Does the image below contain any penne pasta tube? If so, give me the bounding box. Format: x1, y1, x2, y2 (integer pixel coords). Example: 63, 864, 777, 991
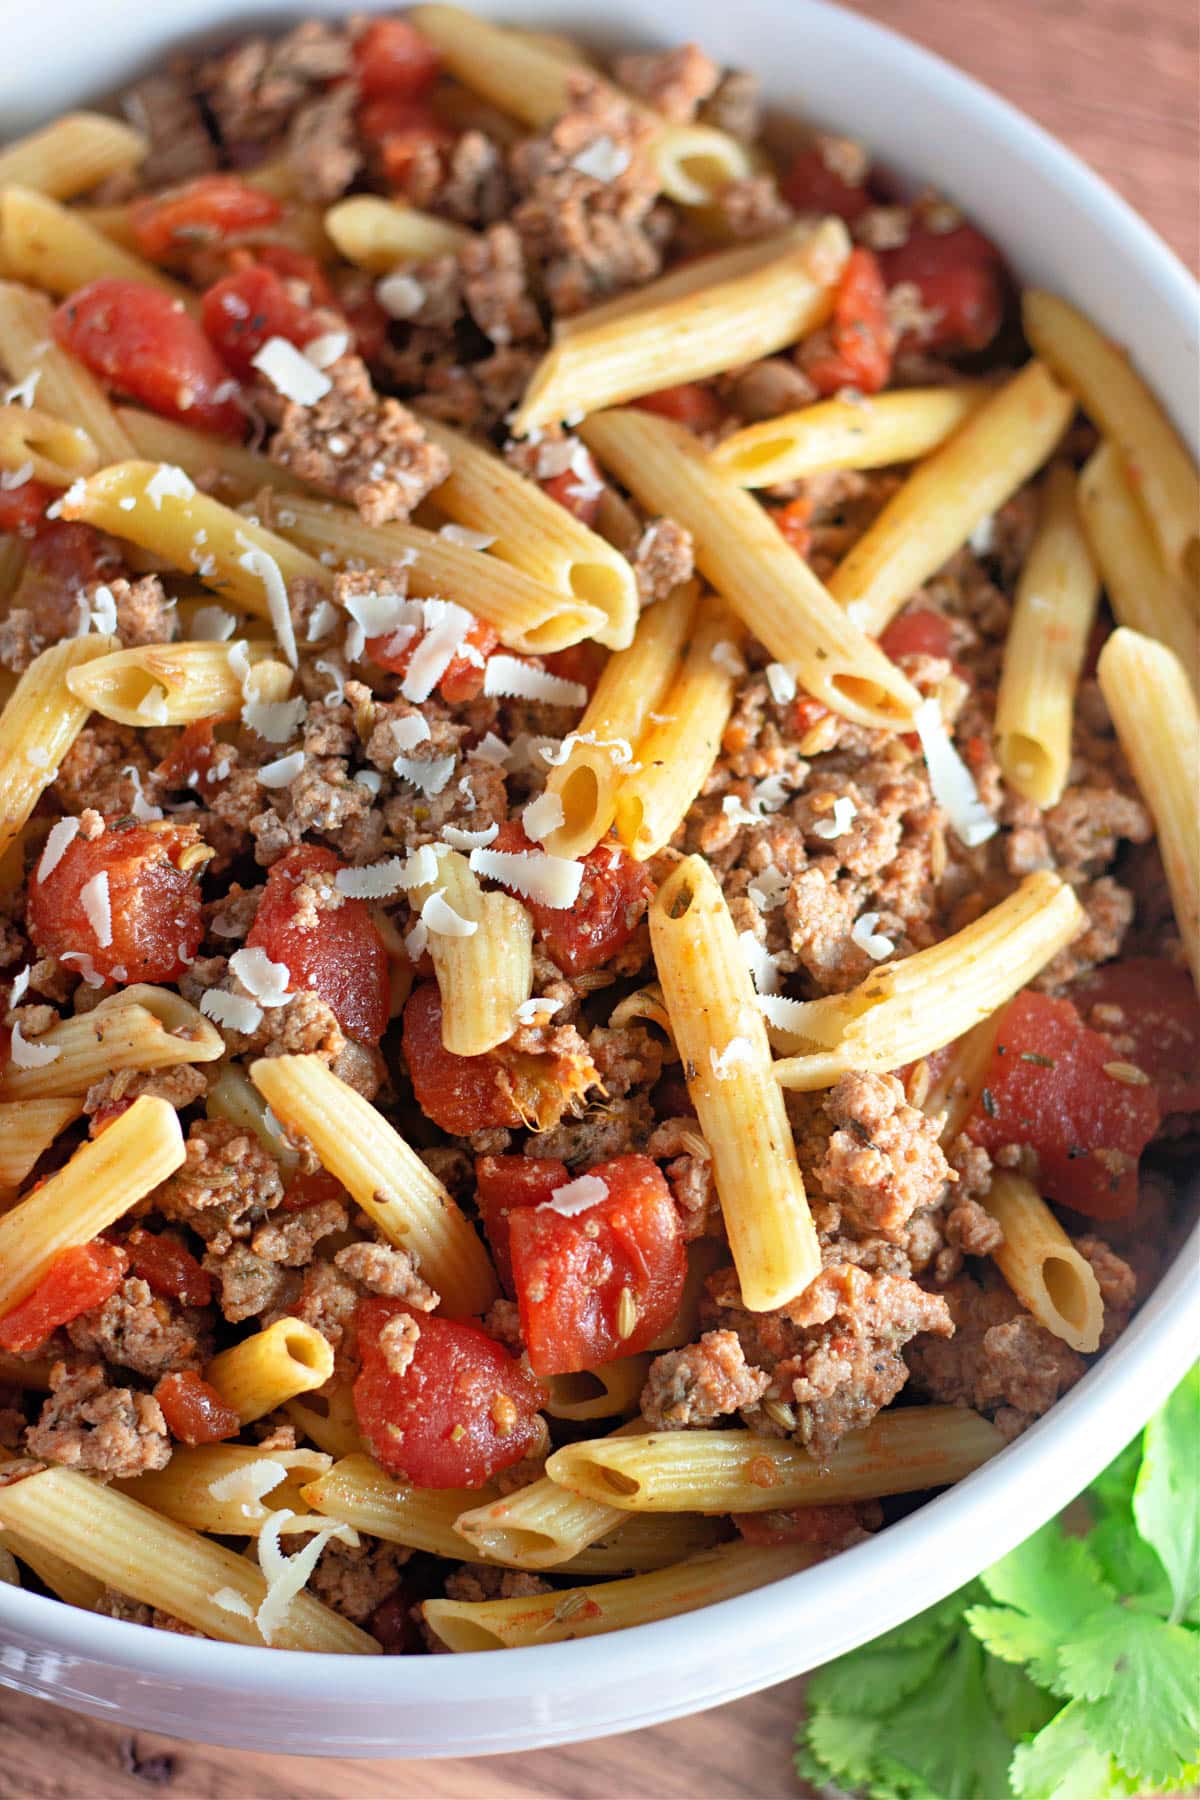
543, 1356, 652, 1423
562, 1513, 724, 1576
0, 1464, 377, 1651
580, 407, 919, 729
1, 984, 225, 1101
649, 121, 756, 210
0, 403, 98, 487
302, 1453, 504, 1562
66, 639, 293, 728
454, 1472, 716, 1572
994, 464, 1100, 806
546, 1406, 1003, 1512
420, 417, 639, 649
205, 1319, 335, 1426
910, 1012, 1006, 1146
1077, 441, 1198, 686
272, 491, 606, 654
0, 282, 136, 466
650, 856, 819, 1311
615, 594, 741, 860
557, 232, 819, 340
119, 1445, 333, 1536
1097, 629, 1199, 986
422, 1540, 818, 1650
607, 981, 679, 1062
1023, 289, 1200, 581
205, 1061, 299, 1170
0, 1096, 184, 1315
982, 1172, 1103, 1353
115, 407, 313, 501
513, 221, 849, 435
0, 634, 116, 862
826, 362, 1075, 637
324, 195, 474, 269
770, 870, 1086, 1089
407, 847, 533, 1056
543, 581, 696, 859
251, 1054, 499, 1317
0, 114, 146, 200
1, 1527, 105, 1609
709, 386, 987, 486
284, 1378, 364, 1461
59, 462, 331, 613
0, 535, 27, 603
0, 1351, 53, 1389
648, 1236, 728, 1352
0, 1096, 82, 1192
0, 188, 196, 311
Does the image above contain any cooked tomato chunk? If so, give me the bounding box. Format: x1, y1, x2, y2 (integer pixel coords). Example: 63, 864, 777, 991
281, 1169, 347, 1214
539, 445, 605, 526
354, 18, 441, 99
773, 496, 813, 559
0, 1241, 129, 1353
403, 982, 522, 1135
780, 147, 872, 221
129, 176, 282, 261
507, 1155, 686, 1375
154, 1371, 240, 1445
358, 95, 454, 195
490, 823, 652, 976
53, 279, 242, 436
879, 607, 954, 663
474, 1155, 568, 1296
201, 263, 328, 379
154, 719, 222, 795
1072, 958, 1200, 1120
799, 248, 894, 395
28, 818, 206, 984
879, 222, 1006, 354
367, 611, 498, 703
352, 1296, 544, 1487
124, 1228, 213, 1306
966, 990, 1161, 1220
245, 845, 390, 1044
632, 383, 724, 434
0, 479, 55, 534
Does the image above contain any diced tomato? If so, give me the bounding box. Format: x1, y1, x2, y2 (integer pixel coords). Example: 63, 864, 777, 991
242, 244, 337, 307
201, 263, 327, 380
28, 819, 206, 984
632, 383, 724, 434
965, 989, 1161, 1220
543, 640, 608, 698
0, 479, 55, 534
24, 519, 108, 588
490, 822, 653, 976
474, 1155, 567, 1296
53, 279, 242, 437
733, 1503, 875, 1546
281, 1169, 347, 1213
540, 448, 605, 527
359, 96, 454, 195
1071, 959, 1200, 1120
245, 845, 390, 1044
788, 693, 831, 738
780, 147, 872, 222
879, 607, 954, 664
129, 176, 282, 261
879, 223, 1006, 354
0, 1241, 129, 1352
367, 612, 498, 704
154, 719, 221, 794
353, 1296, 545, 1487
154, 1370, 240, 1446
354, 18, 441, 100
773, 496, 812, 558
507, 1154, 686, 1375
799, 248, 894, 396
124, 1228, 213, 1306
403, 982, 523, 1134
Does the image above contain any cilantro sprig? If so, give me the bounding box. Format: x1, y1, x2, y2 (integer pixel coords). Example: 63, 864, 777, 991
796, 1365, 1200, 1799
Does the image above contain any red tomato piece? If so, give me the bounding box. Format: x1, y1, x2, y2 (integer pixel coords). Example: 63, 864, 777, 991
281, 1169, 347, 1214
201, 263, 327, 380
474, 1155, 568, 1296
966, 990, 1161, 1220
154, 1371, 241, 1446
129, 176, 282, 261
0, 1241, 129, 1352
354, 18, 441, 100
773, 496, 813, 558
242, 244, 337, 307
124, 1228, 213, 1306
490, 822, 653, 976
1071, 959, 1200, 1120
799, 247, 894, 396
24, 519, 108, 589
879, 223, 1006, 354
780, 147, 872, 222
508, 1154, 686, 1375
543, 640, 608, 698
154, 719, 221, 795
246, 845, 390, 1044
353, 1296, 545, 1487
632, 383, 724, 434
359, 96, 454, 194
0, 479, 54, 534
403, 982, 523, 1135
53, 279, 242, 436
879, 607, 954, 663
367, 612, 498, 704
28, 819, 206, 984
540, 449, 604, 527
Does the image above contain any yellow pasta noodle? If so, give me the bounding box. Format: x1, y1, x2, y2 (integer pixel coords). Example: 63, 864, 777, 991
0, 114, 146, 200
284, 1378, 364, 1461
324, 195, 474, 269
118, 1445, 332, 1536
994, 464, 1100, 806
0, 1096, 83, 1192
1, 985, 224, 1101
1077, 441, 1198, 686
66, 639, 294, 727
205, 1061, 300, 1170
0, 282, 135, 465
1, 1528, 105, 1610
648, 1237, 728, 1352
0, 634, 116, 862
0, 535, 27, 604
0, 188, 196, 310
543, 1357, 652, 1423
302, 1453, 504, 1562
205, 1319, 335, 1426
407, 847, 533, 1056
650, 855, 819, 1310
982, 1172, 1103, 1353
770, 870, 1086, 1089
251, 1054, 499, 1317
0, 403, 98, 487
709, 386, 987, 486
453, 1476, 716, 1573
580, 407, 919, 729
115, 407, 313, 501
911, 1012, 1006, 1146
826, 362, 1075, 637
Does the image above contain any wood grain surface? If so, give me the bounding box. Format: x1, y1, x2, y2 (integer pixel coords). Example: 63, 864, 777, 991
0, 1, 1195, 1794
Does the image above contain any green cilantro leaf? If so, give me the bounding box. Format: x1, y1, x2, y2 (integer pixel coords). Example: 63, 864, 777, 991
968, 1522, 1113, 1691
804, 1589, 974, 1717
868, 1631, 1032, 1798
1133, 1362, 1200, 1625
1009, 1699, 1134, 1800
804, 1707, 882, 1789
1087, 1515, 1176, 1619
1087, 1434, 1142, 1525
1055, 1609, 1200, 1785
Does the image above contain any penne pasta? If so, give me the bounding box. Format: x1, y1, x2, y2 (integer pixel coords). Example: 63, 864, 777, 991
580, 407, 920, 729
513, 221, 849, 435
994, 464, 1100, 807
1077, 441, 1198, 686
1, 985, 225, 1101
0, 634, 116, 862
770, 870, 1086, 1088
407, 847, 533, 1056
0, 187, 196, 311
0, 1352, 53, 1390
982, 1172, 1103, 1353
250, 1054, 500, 1317
324, 195, 474, 269
647, 1236, 729, 1352
1023, 288, 1200, 582
115, 407, 313, 501
543, 1356, 652, 1423
0, 535, 27, 603
283, 1378, 364, 1461
545, 1406, 1003, 1512
607, 981, 680, 1062
650, 856, 819, 1311
453, 1467, 715, 1571
205, 1319, 335, 1425
826, 362, 1075, 637
1097, 629, 1199, 986
66, 639, 294, 727
0, 113, 146, 200
1, 1527, 105, 1610
0, 1096, 184, 1315
118, 1445, 333, 1537
911, 1012, 1007, 1146
302, 1453, 505, 1562
0, 1096, 83, 1192
709, 386, 987, 486
0, 403, 98, 487
205, 1061, 300, 1170
562, 1514, 724, 1576
0, 281, 136, 465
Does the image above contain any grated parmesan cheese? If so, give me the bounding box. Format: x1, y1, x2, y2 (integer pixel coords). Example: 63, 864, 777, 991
212, 1588, 256, 1621
765, 662, 797, 704
3, 369, 39, 408
812, 795, 858, 840
313, 659, 344, 705
421, 889, 478, 938
243, 697, 308, 744
61, 951, 106, 988
405, 918, 429, 962
255, 1509, 357, 1645
391, 713, 431, 752
207, 1458, 288, 1509
710, 1037, 755, 1079
472, 731, 511, 766
144, 464, 195, 508
201, 990, 264, 1034
334, 847, 436, 900
469, 846, 583, 909
756, 993, 817, 1032
738, 930, 782, 994
257, 751, 306, 789
80, 871, 112, 948
251, 336, 332, 405
8, 966, 29, 1007
376, 272, 426, 319
710, 639, 747, 678
303, 330, 349, 370
438, 523, 496, 551
10, 1022, 61, 1068
392, 752, 456, 797
513, 996, 564, 1025
522, 790, 564, 843
341, 586, 412, 640
483, 656, 587, 708
89, 585, 118, 636
747, 864, 790, 913
570, 135, 630, 181
230, 946, 292, 1007
540, 1172, 608, 1216
402, 600, 473, 704
914, 699, 997, 848
305, 600, 339, 643
192, 605, 237, 642
442, 822, 498, 850
541, 730, 637, 770
850, 911, 894, 960
37, 817, 80, 883
354, 769, 382, 796
237, 547, 298, 669
969, 515, 996, 555
136, 686, 170, 726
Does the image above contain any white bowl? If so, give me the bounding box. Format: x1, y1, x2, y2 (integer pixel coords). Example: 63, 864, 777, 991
1, 0, 1197, 1758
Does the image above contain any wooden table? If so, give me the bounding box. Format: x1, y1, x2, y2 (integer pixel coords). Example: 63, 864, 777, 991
1, 1, 1194, 1793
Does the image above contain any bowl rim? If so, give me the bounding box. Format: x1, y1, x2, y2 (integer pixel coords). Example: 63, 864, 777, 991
0, 0, 1197, 1715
